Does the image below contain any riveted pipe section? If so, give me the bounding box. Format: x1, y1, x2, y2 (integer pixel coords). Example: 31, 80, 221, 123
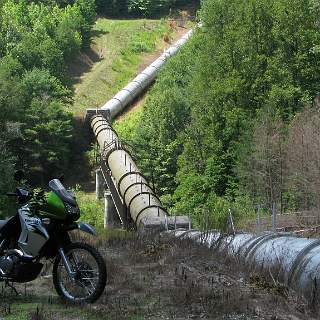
101, 28, 194, 119
91, 115, 167, 229
170, 229, 320, 303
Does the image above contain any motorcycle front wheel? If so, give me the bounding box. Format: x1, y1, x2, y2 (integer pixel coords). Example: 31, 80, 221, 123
52, 242, 107, 303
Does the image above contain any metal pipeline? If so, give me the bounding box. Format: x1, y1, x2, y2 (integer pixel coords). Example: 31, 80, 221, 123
87, 27, 195, 229
101, 28, 194, 119
171, 229, 320, 303
91, 115, 169, 229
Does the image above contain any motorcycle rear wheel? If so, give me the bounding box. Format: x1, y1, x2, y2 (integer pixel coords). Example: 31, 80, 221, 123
52, 242, 107, 303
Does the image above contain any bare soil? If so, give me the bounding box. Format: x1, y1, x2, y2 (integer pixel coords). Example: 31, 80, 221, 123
3, 233, 316, 320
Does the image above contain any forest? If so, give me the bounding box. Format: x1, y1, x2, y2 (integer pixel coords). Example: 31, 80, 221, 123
0, 0, 194, 217
116, 0, 320, 228
1, 0, 320, 229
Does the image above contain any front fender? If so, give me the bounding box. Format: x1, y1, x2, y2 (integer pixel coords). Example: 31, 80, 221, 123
64, 222, 97, 236
78, 222, 97, 236
63, 222, 97, 236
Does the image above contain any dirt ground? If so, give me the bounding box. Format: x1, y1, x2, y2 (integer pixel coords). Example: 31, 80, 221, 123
2, 233, 317, 320
99, 234, 317, 320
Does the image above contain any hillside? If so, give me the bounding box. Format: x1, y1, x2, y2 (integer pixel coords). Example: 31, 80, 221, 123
114, 0, 320, 231
69, 18, 187, 115
0, 0, 193, 213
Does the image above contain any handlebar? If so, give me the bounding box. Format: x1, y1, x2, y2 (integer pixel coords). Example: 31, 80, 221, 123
6, 192, 18, 197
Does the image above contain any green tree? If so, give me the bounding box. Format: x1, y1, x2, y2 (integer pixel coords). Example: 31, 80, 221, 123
22, 68, 70, 104
0, 57, 25, 129
123, 0, 320, 228
0, 136, 16, 218
75, 0, 96, 47
23, 100, 73, 179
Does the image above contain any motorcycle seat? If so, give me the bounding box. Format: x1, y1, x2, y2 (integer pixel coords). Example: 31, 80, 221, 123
0, 220, 8, 230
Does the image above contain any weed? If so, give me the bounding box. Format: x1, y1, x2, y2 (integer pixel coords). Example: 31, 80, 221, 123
74, 189, 104, 230
29, 306, 44, 320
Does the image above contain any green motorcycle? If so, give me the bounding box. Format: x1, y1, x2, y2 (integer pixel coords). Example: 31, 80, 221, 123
1, 171, 107, 303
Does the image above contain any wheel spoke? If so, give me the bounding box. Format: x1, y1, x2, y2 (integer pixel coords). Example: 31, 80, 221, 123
54, 245, 105, 302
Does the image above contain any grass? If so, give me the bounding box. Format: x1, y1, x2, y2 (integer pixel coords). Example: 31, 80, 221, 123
75, 189, 104, 231
2, 303, 111, 320
0, 294, 97, 320
70, 18, 172, 115
73, 189, 134, 236
113, 102, 144, 142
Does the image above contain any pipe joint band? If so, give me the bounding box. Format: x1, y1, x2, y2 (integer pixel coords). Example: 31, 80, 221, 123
91, 116, 110, 125
135, 205, 167, 225
94, 124, 112, 138
128, 191, 160, 213
287, 239, 320, 285
245, 233, 289, 263
123, 182, 154, 201
117, 171, 148, 192
122, 88, 134, 99
112, 97, 123, 108
132, 80, 143, 91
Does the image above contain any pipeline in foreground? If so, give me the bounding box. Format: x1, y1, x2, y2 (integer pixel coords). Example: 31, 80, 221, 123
170, 229, 320, 303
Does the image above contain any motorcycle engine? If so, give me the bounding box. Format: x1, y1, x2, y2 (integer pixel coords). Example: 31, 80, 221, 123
0, 254, 16, 275
0, 249, 43, 282
0, 249, 23, 276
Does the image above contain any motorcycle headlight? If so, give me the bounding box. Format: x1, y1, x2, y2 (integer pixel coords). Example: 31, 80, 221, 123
65, 203, 80, 215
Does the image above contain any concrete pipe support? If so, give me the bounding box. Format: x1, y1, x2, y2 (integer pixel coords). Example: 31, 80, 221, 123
171, 229, 320, 303
95, 168, 104, 199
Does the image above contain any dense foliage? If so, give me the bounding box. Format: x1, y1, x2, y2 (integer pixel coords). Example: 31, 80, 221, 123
75, 189, 104, 230
35, 0, 198, 18
96, 0, 197, 18
116, 0, 320, 229
0, 0, 96, 216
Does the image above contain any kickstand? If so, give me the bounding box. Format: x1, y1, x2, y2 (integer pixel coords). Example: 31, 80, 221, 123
5, 281, 19, 296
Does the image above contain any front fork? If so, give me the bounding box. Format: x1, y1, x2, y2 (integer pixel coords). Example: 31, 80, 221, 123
58, 248, 78, 281
0, 239, 6, 253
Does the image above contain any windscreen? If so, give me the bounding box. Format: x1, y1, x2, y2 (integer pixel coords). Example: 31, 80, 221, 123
48, 179, 77, 206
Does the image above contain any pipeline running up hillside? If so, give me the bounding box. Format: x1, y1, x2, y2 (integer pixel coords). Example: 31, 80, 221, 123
87, 28, 195, 229
101, 28, 194, 119
87, 24, 320, 305
91, 115, 168, 229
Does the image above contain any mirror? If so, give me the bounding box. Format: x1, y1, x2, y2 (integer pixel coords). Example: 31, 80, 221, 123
58, 174, 65, 182
14, 170, 25, 182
